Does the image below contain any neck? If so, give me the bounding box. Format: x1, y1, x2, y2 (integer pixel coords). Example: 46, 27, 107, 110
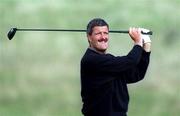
89, 47, 106, 54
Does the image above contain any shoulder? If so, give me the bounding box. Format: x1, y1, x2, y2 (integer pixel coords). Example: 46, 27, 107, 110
81, 48, 114, 65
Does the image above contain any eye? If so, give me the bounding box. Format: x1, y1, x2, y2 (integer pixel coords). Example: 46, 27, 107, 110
104, 32, 109, 35
94, 32, 101, 35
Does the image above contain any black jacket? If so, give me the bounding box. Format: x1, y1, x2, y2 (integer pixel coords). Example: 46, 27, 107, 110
80, 45, 150, 116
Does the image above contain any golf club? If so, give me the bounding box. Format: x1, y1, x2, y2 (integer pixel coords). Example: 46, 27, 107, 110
7, 27, 153, 40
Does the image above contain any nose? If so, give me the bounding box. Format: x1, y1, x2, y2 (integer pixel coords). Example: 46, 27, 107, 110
101, 32, 108, 39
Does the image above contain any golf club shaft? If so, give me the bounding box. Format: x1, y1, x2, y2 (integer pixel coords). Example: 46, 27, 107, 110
17, 28, 87, 32
16, 28, 153, 35
16, 28, 130, 34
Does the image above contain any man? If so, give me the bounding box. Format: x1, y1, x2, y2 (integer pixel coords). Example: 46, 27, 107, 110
80, 18, 151, 116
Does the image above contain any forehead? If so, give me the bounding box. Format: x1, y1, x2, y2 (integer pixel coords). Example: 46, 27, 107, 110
92, 26, 109, 32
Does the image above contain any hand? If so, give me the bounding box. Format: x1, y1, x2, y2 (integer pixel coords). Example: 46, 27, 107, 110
140, 28, 152, 52
129, 27, 143, 46
140, 28, 151, 44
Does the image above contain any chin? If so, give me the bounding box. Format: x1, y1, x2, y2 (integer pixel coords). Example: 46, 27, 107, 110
98, 48, 107, 53
101, 46, 108, 51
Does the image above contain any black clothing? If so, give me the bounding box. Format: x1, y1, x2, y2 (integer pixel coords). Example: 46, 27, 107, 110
80, 45, 150, 116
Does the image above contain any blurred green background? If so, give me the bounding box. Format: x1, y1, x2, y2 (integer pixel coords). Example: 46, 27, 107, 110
0, 0, 180, 116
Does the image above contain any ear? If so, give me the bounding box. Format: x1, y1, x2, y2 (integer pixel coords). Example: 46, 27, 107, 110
87, 35, 92, 43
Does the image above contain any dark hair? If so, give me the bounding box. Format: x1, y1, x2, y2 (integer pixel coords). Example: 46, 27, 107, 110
86, 18, 109, 35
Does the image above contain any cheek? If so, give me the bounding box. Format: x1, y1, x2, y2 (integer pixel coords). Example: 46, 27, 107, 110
105, 34, 109, 39
88, 37, 98, 46
90, 36, 99, 43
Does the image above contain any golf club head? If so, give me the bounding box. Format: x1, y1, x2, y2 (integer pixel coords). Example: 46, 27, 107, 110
7, 28, 17, 40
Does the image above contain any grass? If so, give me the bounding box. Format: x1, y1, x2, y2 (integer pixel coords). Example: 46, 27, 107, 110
0, 0, 180, 116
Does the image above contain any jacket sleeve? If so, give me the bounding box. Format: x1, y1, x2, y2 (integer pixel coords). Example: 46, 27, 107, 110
124, 50, 151, 84
93, 45, 143, 73
81, 45, 144, 85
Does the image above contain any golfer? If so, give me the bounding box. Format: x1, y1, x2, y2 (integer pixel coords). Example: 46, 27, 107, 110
80, 18, 151, 116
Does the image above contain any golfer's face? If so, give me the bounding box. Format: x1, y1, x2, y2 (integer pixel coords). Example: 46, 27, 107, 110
88, 26, 109, 53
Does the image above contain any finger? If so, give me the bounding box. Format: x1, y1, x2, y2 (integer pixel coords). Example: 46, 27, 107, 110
134, 27, 138, 34
132, 27, 135, 33
138, 28, 141, 34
